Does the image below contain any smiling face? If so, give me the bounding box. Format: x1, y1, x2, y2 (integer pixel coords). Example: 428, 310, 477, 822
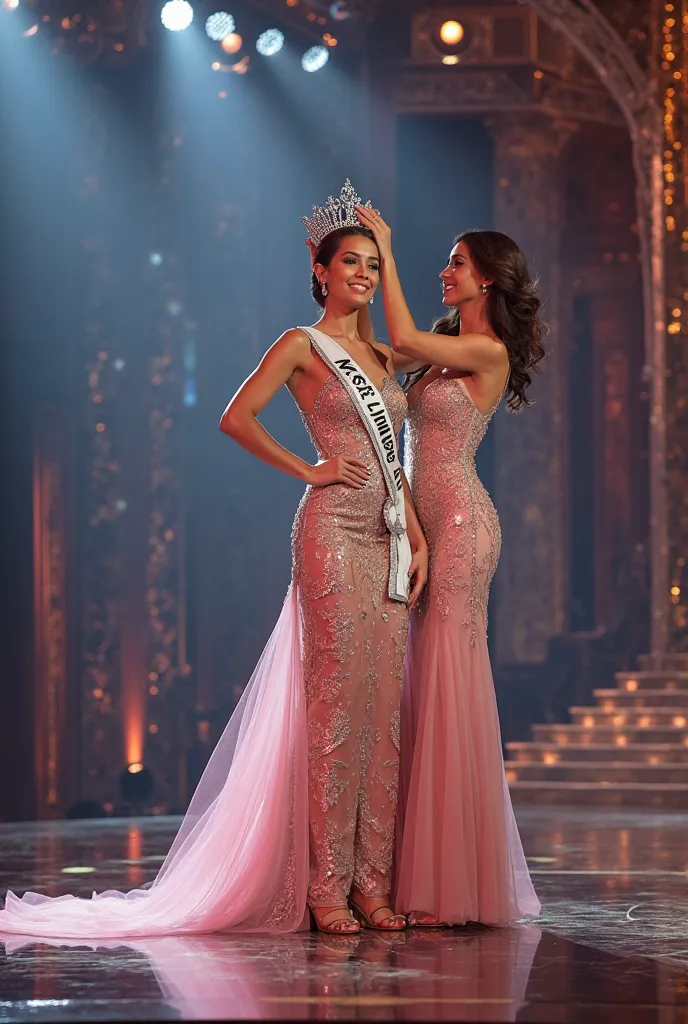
439, 239, 490, 306
315, 232, 380, 309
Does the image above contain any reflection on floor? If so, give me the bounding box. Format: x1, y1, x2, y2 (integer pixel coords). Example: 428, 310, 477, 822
2, 807, 688, 1021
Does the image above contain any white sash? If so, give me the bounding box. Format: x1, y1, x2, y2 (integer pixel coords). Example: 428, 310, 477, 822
300, 326, 412, 603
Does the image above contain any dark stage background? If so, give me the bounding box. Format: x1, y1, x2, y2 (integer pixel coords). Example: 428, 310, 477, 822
0, 0, 653, 821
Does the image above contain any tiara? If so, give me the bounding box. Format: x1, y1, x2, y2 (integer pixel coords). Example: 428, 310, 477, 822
302, 179, 377, 249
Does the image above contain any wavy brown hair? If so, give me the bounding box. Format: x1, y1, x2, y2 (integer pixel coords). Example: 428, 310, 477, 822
433, 230, 546, 411
311, 226, 378, 308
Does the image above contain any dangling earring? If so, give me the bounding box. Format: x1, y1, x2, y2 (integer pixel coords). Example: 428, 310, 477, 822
321, 280, 328, 297
369, 294, 374, 305
480, 283, 489, 295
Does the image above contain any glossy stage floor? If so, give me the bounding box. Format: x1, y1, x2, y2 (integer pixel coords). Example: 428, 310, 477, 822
2, 807, 688, 1022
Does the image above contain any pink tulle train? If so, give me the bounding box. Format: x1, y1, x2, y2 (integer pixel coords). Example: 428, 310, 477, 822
0, 587, 310, 938
395, 607, 541, 925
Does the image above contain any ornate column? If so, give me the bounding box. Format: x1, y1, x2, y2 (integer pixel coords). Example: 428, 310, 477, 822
487, 116, 573, 663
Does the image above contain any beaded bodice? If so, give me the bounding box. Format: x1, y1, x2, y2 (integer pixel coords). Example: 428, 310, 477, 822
405, 375, 498, 476
304, 373, 408, 456
298, 373, 407, 525
405, 374, 502, 637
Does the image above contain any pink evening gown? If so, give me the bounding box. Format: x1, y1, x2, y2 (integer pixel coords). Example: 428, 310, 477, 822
0, 338, 409, 939
395, 371, 540, 925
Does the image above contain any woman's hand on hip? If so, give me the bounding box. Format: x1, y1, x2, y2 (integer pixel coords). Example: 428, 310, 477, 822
307, 456, 370, 489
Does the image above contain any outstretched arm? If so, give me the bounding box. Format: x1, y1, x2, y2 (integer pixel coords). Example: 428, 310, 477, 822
357, 303, 423, 374
356, 207, 503, 375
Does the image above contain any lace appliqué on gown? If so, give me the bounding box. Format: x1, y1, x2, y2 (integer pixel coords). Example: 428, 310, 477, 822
293, 373, 409, 906
395, 372, 540, 925
405, 376, 502, 646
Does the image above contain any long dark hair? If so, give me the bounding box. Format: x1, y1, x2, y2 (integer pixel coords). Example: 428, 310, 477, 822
433, 230, 546, 411
311, 226, 378, 308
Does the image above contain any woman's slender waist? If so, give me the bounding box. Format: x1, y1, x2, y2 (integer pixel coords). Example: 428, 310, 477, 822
293, 481, 390, 538
409, 458, 498, 518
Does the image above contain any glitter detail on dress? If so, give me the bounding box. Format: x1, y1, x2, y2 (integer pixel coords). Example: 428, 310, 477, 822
292, 369, 409, 908
396, 372, 540, 926
404, 375, 502, 645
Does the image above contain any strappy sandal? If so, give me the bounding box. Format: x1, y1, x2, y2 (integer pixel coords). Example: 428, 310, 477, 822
349, 895, 406, 931
407, 910, 446, 928
311, 905, 361, 934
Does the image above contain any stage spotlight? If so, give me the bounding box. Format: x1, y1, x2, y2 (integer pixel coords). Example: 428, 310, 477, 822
221, 31, 242, 53
301, 44, 329, 72
205, 11, 234, 41
3, 0, 20, 10
431, 17, 471, 58
256, 28, 284, 56
329, 1, 351, 19
161, 0, 194, 32
119, 762, 155, 805
439, 19, 464, 46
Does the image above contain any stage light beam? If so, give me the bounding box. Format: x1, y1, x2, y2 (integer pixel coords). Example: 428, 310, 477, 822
301, 44, 329, 72
256, 28, 284, 56
161, 0, 194, 32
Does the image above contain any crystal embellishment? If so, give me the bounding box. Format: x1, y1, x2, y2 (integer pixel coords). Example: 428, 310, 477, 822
302, 179, 377, 249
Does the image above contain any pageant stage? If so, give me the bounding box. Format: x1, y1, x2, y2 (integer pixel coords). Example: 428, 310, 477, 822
2, 808, 688, 1022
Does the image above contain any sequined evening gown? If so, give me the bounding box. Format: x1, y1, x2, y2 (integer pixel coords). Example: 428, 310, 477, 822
395, 373, 540, 925
293, 367, 409, 909
0, 344, 409, 940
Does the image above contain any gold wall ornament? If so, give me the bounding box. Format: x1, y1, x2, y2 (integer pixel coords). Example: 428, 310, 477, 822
656, 0, 688, 651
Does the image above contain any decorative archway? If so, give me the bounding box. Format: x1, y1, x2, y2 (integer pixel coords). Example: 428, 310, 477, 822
520, 0, 667, 657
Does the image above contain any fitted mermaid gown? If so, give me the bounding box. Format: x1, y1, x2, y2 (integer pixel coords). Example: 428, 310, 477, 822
395, 372, 540, 925
293, 367, 409, 909
0, 342, 409, 939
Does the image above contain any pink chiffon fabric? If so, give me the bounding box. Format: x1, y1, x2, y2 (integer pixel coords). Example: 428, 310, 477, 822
0, 586, 311, 938
394, 373, 540, 925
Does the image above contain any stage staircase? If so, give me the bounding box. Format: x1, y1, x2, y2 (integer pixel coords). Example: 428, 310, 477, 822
506, 654, 688, 807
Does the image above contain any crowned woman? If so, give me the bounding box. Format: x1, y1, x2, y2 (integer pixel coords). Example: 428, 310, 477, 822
0, 182, 428, 939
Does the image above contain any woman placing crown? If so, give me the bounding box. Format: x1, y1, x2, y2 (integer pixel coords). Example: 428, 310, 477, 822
0, 183, 427, 939
356, 204, 542, 928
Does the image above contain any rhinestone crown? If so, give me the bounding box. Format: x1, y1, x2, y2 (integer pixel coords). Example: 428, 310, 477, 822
302, 179, 376, 249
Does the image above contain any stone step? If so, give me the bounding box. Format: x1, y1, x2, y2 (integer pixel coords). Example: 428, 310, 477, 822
508, 780, 688, 808
594, 689, 688, 709
532, 723, 688, 745
638, 654, 688, 672
506, 741, 688, 764
570, 707, 688, 728
505, 761, 688, 784
616, 671, 688, 692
